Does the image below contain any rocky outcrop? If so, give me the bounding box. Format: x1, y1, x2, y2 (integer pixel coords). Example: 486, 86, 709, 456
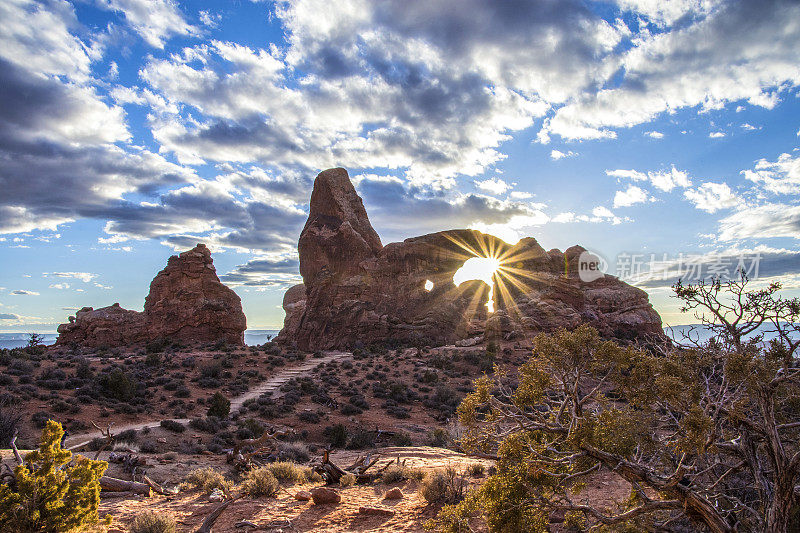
277, 168, 665, 350
56, 244, 246, 347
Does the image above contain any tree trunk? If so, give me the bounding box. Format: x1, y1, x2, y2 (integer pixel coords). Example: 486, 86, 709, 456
765, 480, 794, 533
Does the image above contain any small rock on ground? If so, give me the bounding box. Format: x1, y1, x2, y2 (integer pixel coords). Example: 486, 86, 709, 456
383, 487, 404, 500
310, 487, 341, 504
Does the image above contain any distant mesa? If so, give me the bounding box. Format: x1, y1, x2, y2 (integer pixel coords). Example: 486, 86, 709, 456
277, 167, 665, 350
56, 244, 246, 348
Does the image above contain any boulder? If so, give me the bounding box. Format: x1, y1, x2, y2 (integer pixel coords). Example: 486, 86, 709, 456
310, 486, 341, 504
55, 244, 246, 347
277, 168, 666, 350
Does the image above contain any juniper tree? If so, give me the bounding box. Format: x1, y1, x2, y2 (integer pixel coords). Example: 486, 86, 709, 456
0, 420, 109, 532
432, 274, 800, 532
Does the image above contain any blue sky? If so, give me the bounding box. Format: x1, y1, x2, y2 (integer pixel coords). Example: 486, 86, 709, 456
1, 0, 799, 332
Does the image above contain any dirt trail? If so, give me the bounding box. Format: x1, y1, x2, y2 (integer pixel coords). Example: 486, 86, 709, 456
64, 351, 351, 450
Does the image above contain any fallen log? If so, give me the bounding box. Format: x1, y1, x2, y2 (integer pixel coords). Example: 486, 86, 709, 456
99, 476, 151, 496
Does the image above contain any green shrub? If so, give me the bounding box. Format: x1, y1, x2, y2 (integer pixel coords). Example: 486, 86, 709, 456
241, 468, 279, 497
206, 392, 230, 418
323, 424, 348, 448
97, 369, 136, 401
184, 467, 231, 494
130, 510, 177, 533
0, 420, 109, 532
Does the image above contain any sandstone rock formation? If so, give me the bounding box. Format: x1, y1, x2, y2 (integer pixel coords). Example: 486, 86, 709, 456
277, 168, 665, 350
56, 244, 246, 347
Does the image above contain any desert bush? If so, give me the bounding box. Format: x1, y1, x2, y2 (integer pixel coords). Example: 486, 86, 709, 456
420, 468, 467, 505
391, 431, 413, 447
130, 510, 176, 533
206, 392, 230, 418
184, 467, 231, 494
97, 369, 136, 401
339, 474, 356, 487
144, 352, 161, 367
428, 428, 451, 448
0, 420, 109, 532
0, 399, 21, 447
381, 465, 407, 484
189, 416, 226, 433
159, 419, 185, 433
467, 464, 484, 477
323, 424, 348, 448
266, 461, 307, 484
241, 468, 279, 497
277, 441, 310, 463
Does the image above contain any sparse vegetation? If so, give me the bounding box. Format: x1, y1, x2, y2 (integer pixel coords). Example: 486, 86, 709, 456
130, 510, 177, 533
206, 392, 230, 418
184, 467, 231, 494
241, 467, 279, 497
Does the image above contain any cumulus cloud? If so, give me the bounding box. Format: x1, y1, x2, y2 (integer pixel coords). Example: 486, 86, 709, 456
709, 131, 726, 138
474, 177, 510, 195
742, 152, 800, 194
550, 149, 578, 160
683, 182, 740, 213
11, 290, 39, 295
613, 185, 649, 208
543, 0, 800, 141
95, 0, 200, 48
645, 131, 664, 138
607, 166, 692, 192
48, 272, 98, 283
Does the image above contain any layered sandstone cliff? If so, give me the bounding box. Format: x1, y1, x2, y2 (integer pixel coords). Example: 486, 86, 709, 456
56, 244, 246, 347
277, 168, 665, 350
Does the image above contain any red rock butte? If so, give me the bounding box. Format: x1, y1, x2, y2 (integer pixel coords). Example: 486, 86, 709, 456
56, 244, 246, 347
277, 167, 665, 350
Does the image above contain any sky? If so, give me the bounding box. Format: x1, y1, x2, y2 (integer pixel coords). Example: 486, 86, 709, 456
1, 0, 799, 332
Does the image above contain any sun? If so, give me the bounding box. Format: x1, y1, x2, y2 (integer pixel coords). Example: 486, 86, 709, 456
453, 256, 501, 312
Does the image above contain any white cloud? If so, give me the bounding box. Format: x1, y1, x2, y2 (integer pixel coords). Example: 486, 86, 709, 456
613, 185, 649, 208
550, 149, 577, 160
11, 290, 39, 295
607, 166, 692, 192
542, 0, 800, 141
49, 283, 70, 290
683, 182, 740, 212
95, 0, 200, 48
719, 203, 800, 240
645, 130, 664, 138
709, 131, 726, 138
474, 177, 510, 195
742, 152, 800, 194
509, 191, 533, 200
49, 272, 98, 283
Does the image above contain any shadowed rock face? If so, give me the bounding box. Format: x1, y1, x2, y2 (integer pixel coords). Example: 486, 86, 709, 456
277, 168, 665, 350
56, 244, 246, 347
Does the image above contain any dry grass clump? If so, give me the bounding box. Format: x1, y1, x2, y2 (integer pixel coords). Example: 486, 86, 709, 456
420, 467, 468, 504
467, 463, 485, 477
380, 464, 407, 484
241, 467, 279, 497
265, 461, 309, 484
183, 467, 232, 494
129, 510, 177, 533
339, 473, 356, 487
